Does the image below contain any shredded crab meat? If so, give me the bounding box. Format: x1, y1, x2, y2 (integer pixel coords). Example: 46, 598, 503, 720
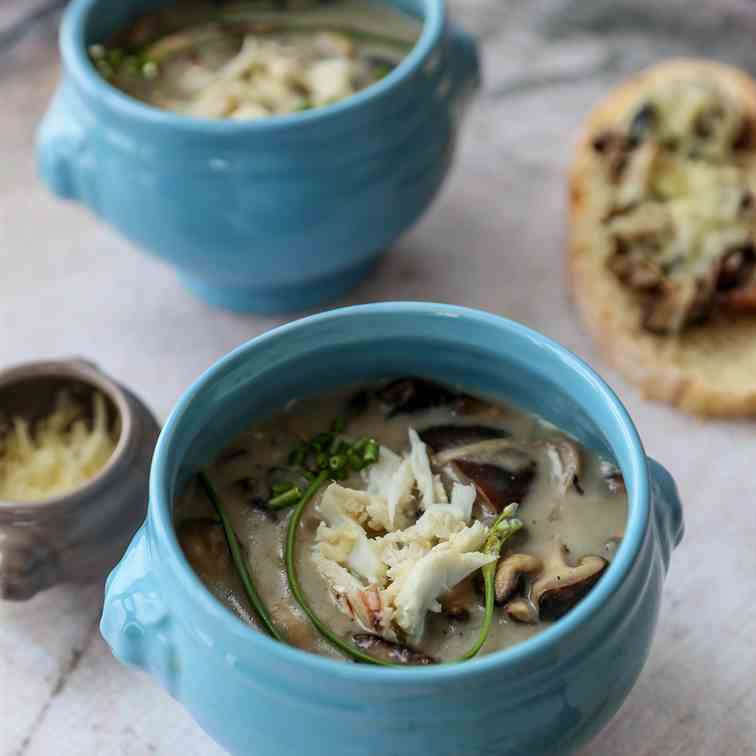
313, 428, 486, 643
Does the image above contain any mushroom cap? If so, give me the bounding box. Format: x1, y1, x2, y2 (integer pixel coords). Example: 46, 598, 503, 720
376, 378, 459, 417
494, 553, 543, 604
432, 439, 537, 514
418, 424, 510, 452
530, 542, 607, 622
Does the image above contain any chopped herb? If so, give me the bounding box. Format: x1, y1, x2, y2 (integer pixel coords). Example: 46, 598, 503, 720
268, 486, 302, 510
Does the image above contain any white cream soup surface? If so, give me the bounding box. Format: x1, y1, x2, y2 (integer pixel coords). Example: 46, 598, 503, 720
175, 379, 628, 665
92, 0, 422, 119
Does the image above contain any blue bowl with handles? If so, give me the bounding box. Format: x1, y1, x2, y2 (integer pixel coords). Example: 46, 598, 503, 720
36, 0, 480, 314
101, 303, 684, 756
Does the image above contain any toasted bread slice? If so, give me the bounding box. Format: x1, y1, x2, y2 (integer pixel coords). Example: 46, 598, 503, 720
569, 59, 756, 417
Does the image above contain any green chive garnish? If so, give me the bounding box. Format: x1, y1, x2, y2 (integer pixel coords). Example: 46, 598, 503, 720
457, 504, 523, 661
268, 486, 302, 510
284, 470, 393, 666
198, 471, 283, 642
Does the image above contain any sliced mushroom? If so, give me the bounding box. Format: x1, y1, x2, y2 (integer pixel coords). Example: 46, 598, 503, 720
721, 282, 756, 311
440, 576, 475, 621
177, 518, 230, 580
504, 597, 539, 624
418, 424, 509, 452
435, 439, 536, 513
451, 395, 507, 417
628, 101, 657, 145
494, 553, 543, 604
530, 542, 607, 622
543, 438, 583, 497
643, 277, 713, 334
600, 460, 626, 494
352, 634, 437, 665
716, 244, 756, 292
591, 130, 636, 183
346, 389, 371, 416
608, 242, 664, 290
376, 378, 459, 417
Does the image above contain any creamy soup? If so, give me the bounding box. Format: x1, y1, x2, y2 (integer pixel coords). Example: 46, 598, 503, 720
91, 0, 422, 119
175, 379, 628, 665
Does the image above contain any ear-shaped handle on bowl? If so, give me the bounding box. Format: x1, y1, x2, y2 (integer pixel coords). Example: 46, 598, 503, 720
446, 23, 481, 114
100, 525, 178, 695
0, 526, 60, 601
647, 457, 684, 572
36, 87, 87, 202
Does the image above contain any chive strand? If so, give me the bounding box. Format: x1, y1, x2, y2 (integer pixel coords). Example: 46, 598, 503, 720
198, 471, 284, 642
284, 471, 394, 666
457, 505, 523, 662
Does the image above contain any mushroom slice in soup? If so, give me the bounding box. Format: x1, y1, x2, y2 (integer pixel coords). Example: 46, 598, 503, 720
418, 424, 509, 452
434, 439, 536, 514
494, 553, 543, 605
376, 378, 460, 417
529, 541, 607, 622
504, 597, 539, 624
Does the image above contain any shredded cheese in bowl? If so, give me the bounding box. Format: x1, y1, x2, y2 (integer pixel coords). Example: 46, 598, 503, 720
0, 391, 118, 502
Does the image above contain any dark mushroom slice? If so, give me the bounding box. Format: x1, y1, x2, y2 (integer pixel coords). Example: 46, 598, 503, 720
530, 542, 607, 622
376, 378, 460, 417
716, 244, 756, 292
451, 395, 508, 417
346, 389, 371, 417
590, 130, 636, 182
177, 518, 231, 581
352, 634, 437, 665
627, 101, 657, 146
642, 277, 713, 334
733, 116, 753, 150
607, 240, 664, 291
436, 440, 536, 513
418, 424, 509, 452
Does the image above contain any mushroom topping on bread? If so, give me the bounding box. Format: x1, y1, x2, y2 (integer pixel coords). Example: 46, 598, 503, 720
593, 76, 756, 334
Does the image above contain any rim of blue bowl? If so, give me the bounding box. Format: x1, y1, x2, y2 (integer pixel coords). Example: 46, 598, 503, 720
149, 303, 649, 682
60, 0, 444, 132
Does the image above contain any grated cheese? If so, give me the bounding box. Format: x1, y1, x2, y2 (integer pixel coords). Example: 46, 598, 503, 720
0, 391, 117, 501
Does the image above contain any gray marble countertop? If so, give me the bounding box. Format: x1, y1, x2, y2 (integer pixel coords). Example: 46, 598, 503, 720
2, 2, 756, 754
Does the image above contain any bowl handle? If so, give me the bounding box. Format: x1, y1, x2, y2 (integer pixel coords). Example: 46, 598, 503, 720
446, 23, 481, 113
0, 526, 59, 601
100, 525, 178, 695
647, 457, 684, 572
36, 86, 87, 202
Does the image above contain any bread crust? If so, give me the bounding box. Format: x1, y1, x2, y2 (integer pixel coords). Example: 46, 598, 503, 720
569, 58, 756, 417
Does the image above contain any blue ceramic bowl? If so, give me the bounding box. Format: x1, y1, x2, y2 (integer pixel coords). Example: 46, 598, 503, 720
36, 0, 480, 314
101, 303, 684, 756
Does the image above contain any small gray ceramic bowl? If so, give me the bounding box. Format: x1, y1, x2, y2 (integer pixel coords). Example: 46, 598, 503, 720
0, 358, 160, 601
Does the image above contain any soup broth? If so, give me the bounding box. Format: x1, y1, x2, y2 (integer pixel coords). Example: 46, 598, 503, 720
175, 379, 628, 665
91, 0, 422, 119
